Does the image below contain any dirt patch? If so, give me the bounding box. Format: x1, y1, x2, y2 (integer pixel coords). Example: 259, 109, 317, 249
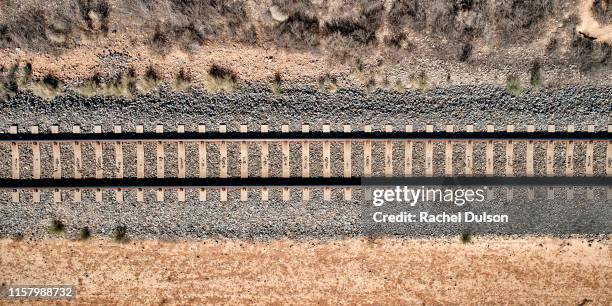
578, 0, 612, 42
0, 237, 610, 304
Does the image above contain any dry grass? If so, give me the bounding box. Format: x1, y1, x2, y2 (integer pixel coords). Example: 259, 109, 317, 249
29, 74, 63, 100
136, 66, 161, 93
318, 73, 338, 92
172, 68, 193, 91
506, 74, 523, 96
271, 72, 282, 95
75, 70, 137, 98
1, 237, 609, 304
204, 64, 238, 92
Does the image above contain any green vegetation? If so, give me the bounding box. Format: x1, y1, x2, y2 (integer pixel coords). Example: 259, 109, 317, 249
530, 61, 542, 88
411, 71, 428, 91
48, 219, 65, 235
271, 72, 282, 95
204, 65, 238, 92
112, 225, 128, 242
461, 231, 473, 244
506, 75, 522, 96
318, 73, 338, 92
172, 68, 193, 92
79, 227, 91, 240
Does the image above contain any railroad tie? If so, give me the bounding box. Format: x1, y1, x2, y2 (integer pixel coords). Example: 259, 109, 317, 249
384, 124, 393, 177
136, 125, 145, 202
486, 125, 494, 200
445, 125, 454, 177
114, 125, 124, 203
506, 125, 514, 201
198, 124, 207, 201
323, 124, 331, 201
219, 124, 227, 202
404, 125, 413, 177
240, 124, 248, 202
301, 124, 310, 202
526, 124, 535, 200
10, 125, 19, 202
546, 125, 555, 199
465, 125, 473, 176
260, 124, 269, 201
425, 124, 434, 177
31, 125, 41, 203
566, 125, 575, 200
94, 125, 103, 202
363, 125, 372, 177
73, 125, 82, 202
51, 125, 61, 203
343, 124, 351, 201
282, 124, 290, 201
586, 125, 594, 200
177, 124, 186, 202
156, 124, 165, 202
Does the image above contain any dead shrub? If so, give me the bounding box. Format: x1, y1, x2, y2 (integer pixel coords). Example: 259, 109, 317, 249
30, 74, 63, 100
324, 1, 384, 45
136, 65, 161, 93
172, 68, 193, 91
0, 0, 110, 50
591, 0, 611, 24
205, 64, 238, 92
273, 12, 320, 48
571, 34, 612, 72
148, 0, 253, 53
494, 0, 556, 43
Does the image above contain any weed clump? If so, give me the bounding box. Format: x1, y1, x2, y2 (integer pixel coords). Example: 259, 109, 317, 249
461, 231, 473, 243
506, 74, 522, 96
529, 61, 542, 88
49, 219, 65, 235
79, 227, 91, 240
271, 72, 282, 95
273, 12, 320, 48
30, 74, 63, 100
411, 71, 428, 91
172, 68, 192, 91
112, 225, 128, 242
136, 66, 161, 93
76, 70, 137, 98
205, 65, 238, 92
318, 73, 338, 92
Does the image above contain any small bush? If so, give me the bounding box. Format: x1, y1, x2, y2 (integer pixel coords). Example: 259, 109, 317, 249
112, 225, 128, 242
458, 42, 473, 62
461, 231, 472, 243
271, 72, 282, 95
411, 71, 428, 91
273, 12, 320, 48
79, 227, 91, 240
136, 66, 161, 93
393, 79, 405, 92
30, 74, 63, 100
529, 61, 542, 87
172, 68, 192, 91
76, 70, 137, 98
49, 219, 65, 235
205, 65, 238, 92
506, 74, 522, 96
318, 73, 338, 92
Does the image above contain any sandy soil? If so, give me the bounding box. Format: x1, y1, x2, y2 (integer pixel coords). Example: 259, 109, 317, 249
0, 237, 610, 305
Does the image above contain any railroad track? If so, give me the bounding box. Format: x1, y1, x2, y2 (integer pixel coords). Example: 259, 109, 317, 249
1, 124, 611, 203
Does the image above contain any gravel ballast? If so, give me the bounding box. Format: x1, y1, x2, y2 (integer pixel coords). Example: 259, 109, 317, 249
0, 85, 610, 239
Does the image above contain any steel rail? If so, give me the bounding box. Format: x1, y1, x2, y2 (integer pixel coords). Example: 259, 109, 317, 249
0, 131, 610, 143
0, 177, 609, 190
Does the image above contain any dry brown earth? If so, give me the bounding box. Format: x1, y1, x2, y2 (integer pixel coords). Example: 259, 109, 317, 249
0, 237, 610, 305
